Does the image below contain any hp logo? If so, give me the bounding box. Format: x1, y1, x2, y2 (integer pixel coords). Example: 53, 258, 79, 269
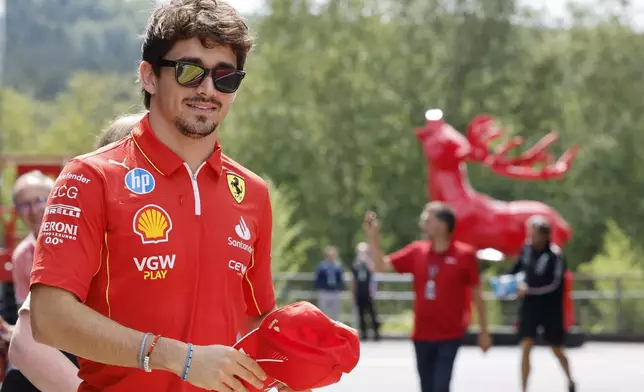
125, 168, 156, 195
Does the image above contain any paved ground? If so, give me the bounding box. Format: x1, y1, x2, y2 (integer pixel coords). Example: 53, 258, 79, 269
317, 341, 644, 391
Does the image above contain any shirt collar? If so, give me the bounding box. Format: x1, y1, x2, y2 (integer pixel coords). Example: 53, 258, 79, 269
131, 113, 223, 177
428, 239, 455, 255
530, 241, 551, 254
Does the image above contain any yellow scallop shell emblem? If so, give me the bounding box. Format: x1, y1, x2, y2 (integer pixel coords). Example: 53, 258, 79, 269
132, 204, 173, 244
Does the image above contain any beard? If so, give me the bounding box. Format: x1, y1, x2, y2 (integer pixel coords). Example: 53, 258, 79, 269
175, 114, 218, 139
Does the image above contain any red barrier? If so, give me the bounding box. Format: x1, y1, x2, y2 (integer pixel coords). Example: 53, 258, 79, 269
15, 163, 64, 179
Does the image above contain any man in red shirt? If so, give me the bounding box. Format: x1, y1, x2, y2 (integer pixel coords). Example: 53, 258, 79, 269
29, 1, 307, 391
363, 202, 491, 392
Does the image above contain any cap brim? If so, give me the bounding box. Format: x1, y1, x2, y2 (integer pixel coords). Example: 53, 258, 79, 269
233, 328, 280, 391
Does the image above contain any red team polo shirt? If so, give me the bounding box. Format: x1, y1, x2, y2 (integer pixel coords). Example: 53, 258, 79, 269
31, 114, 276, 392
389, 240, 479, 341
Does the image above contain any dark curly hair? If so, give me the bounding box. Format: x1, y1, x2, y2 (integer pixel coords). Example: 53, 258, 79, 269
140, 0, 253, 109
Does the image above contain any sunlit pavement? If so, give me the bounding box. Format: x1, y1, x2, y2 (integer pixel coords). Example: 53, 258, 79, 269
317, 341, 644, 391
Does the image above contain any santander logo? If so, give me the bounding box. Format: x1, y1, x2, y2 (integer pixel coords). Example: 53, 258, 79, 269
235, 217, 251, 241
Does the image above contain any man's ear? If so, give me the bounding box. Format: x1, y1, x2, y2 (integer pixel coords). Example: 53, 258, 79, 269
139, 61, 157, 96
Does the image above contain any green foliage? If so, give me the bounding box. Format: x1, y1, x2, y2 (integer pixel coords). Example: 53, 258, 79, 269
36, 72, 143, 154
265, 176, 314, 275
2, 0, 644, 286
1, 73, 141, 155
579, 221, 644, 333
5, 0, 149, 99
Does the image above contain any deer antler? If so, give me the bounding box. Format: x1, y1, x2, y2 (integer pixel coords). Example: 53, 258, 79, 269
465, 115, 579, 181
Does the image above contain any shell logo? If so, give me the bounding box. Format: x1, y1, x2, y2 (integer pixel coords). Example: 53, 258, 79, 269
132, 204, 173, 244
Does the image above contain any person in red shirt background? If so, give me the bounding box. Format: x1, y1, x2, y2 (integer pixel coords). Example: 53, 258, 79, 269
10, 170, 55, 309
363, 202, 491, 392
28, 1, 307, 391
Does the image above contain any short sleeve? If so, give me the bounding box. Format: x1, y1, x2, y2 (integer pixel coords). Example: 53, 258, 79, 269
18, 292, 31, 314
242, 189, 276, 317
31, 159, 107, 303
388, 242, 420, 274
465, 250, 480, 286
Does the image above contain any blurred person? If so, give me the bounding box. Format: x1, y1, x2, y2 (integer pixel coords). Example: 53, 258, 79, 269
11, 171, 54, 308
509, 215, 576, 392
94, 112, 147, 148
0, 170, 55, 390
349, 242, 380, 341
28, 1, 308, 392
4, 114, 144, 392
363, 202, 491, 392
314, 246, 346, 321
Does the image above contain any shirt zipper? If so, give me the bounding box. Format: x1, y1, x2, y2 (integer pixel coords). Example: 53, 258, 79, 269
183, 162, 206, 216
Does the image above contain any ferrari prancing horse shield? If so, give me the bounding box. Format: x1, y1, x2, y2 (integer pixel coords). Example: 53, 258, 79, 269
226, 173, 246, 204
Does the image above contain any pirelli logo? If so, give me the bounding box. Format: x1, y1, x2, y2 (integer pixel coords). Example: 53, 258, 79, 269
45, 204, 81, 219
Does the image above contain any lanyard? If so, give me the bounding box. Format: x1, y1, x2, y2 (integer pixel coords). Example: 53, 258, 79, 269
427, 252, 446, 281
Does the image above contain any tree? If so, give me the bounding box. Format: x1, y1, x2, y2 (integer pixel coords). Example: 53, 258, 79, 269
5, 0, 148, 98
579, 221, 644, 334
264, 176, 315, 298
266, 176, 314, 274
36, 72, 143, 155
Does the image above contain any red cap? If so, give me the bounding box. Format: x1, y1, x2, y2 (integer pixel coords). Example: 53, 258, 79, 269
233, 301, 360, 391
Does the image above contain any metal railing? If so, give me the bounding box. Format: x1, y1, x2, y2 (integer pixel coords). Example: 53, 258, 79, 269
273, 273, 644, 336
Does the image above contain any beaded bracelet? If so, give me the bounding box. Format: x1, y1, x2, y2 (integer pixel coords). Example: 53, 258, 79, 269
138, 333, 152, 370
143, 335, 162, 373
182, 343, 194, 381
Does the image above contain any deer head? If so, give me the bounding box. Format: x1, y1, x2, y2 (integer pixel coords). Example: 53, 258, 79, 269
415, 109, 472, 169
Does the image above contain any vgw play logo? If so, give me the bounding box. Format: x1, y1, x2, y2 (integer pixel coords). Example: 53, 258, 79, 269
133, 254, 176, 280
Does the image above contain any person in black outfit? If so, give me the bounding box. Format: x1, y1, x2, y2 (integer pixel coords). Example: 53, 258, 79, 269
509, 215, 576, 392
350, 242, 380, 341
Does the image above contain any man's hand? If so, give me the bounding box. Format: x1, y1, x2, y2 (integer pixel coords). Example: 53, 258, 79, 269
517, 282, 527, 298
363, 211, 380, 240
276, 384, 312, 392
185, 345, 267, 392
477, 331, 492, 353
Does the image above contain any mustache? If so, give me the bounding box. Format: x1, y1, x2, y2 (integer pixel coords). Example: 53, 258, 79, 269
184, 96, 222, 108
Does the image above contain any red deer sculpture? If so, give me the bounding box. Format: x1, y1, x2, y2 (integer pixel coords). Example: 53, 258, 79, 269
415, 109, 579, 257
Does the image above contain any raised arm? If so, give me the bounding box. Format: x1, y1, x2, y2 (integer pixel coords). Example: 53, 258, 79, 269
363, 211, 417, 274
362, 211, 393, 273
